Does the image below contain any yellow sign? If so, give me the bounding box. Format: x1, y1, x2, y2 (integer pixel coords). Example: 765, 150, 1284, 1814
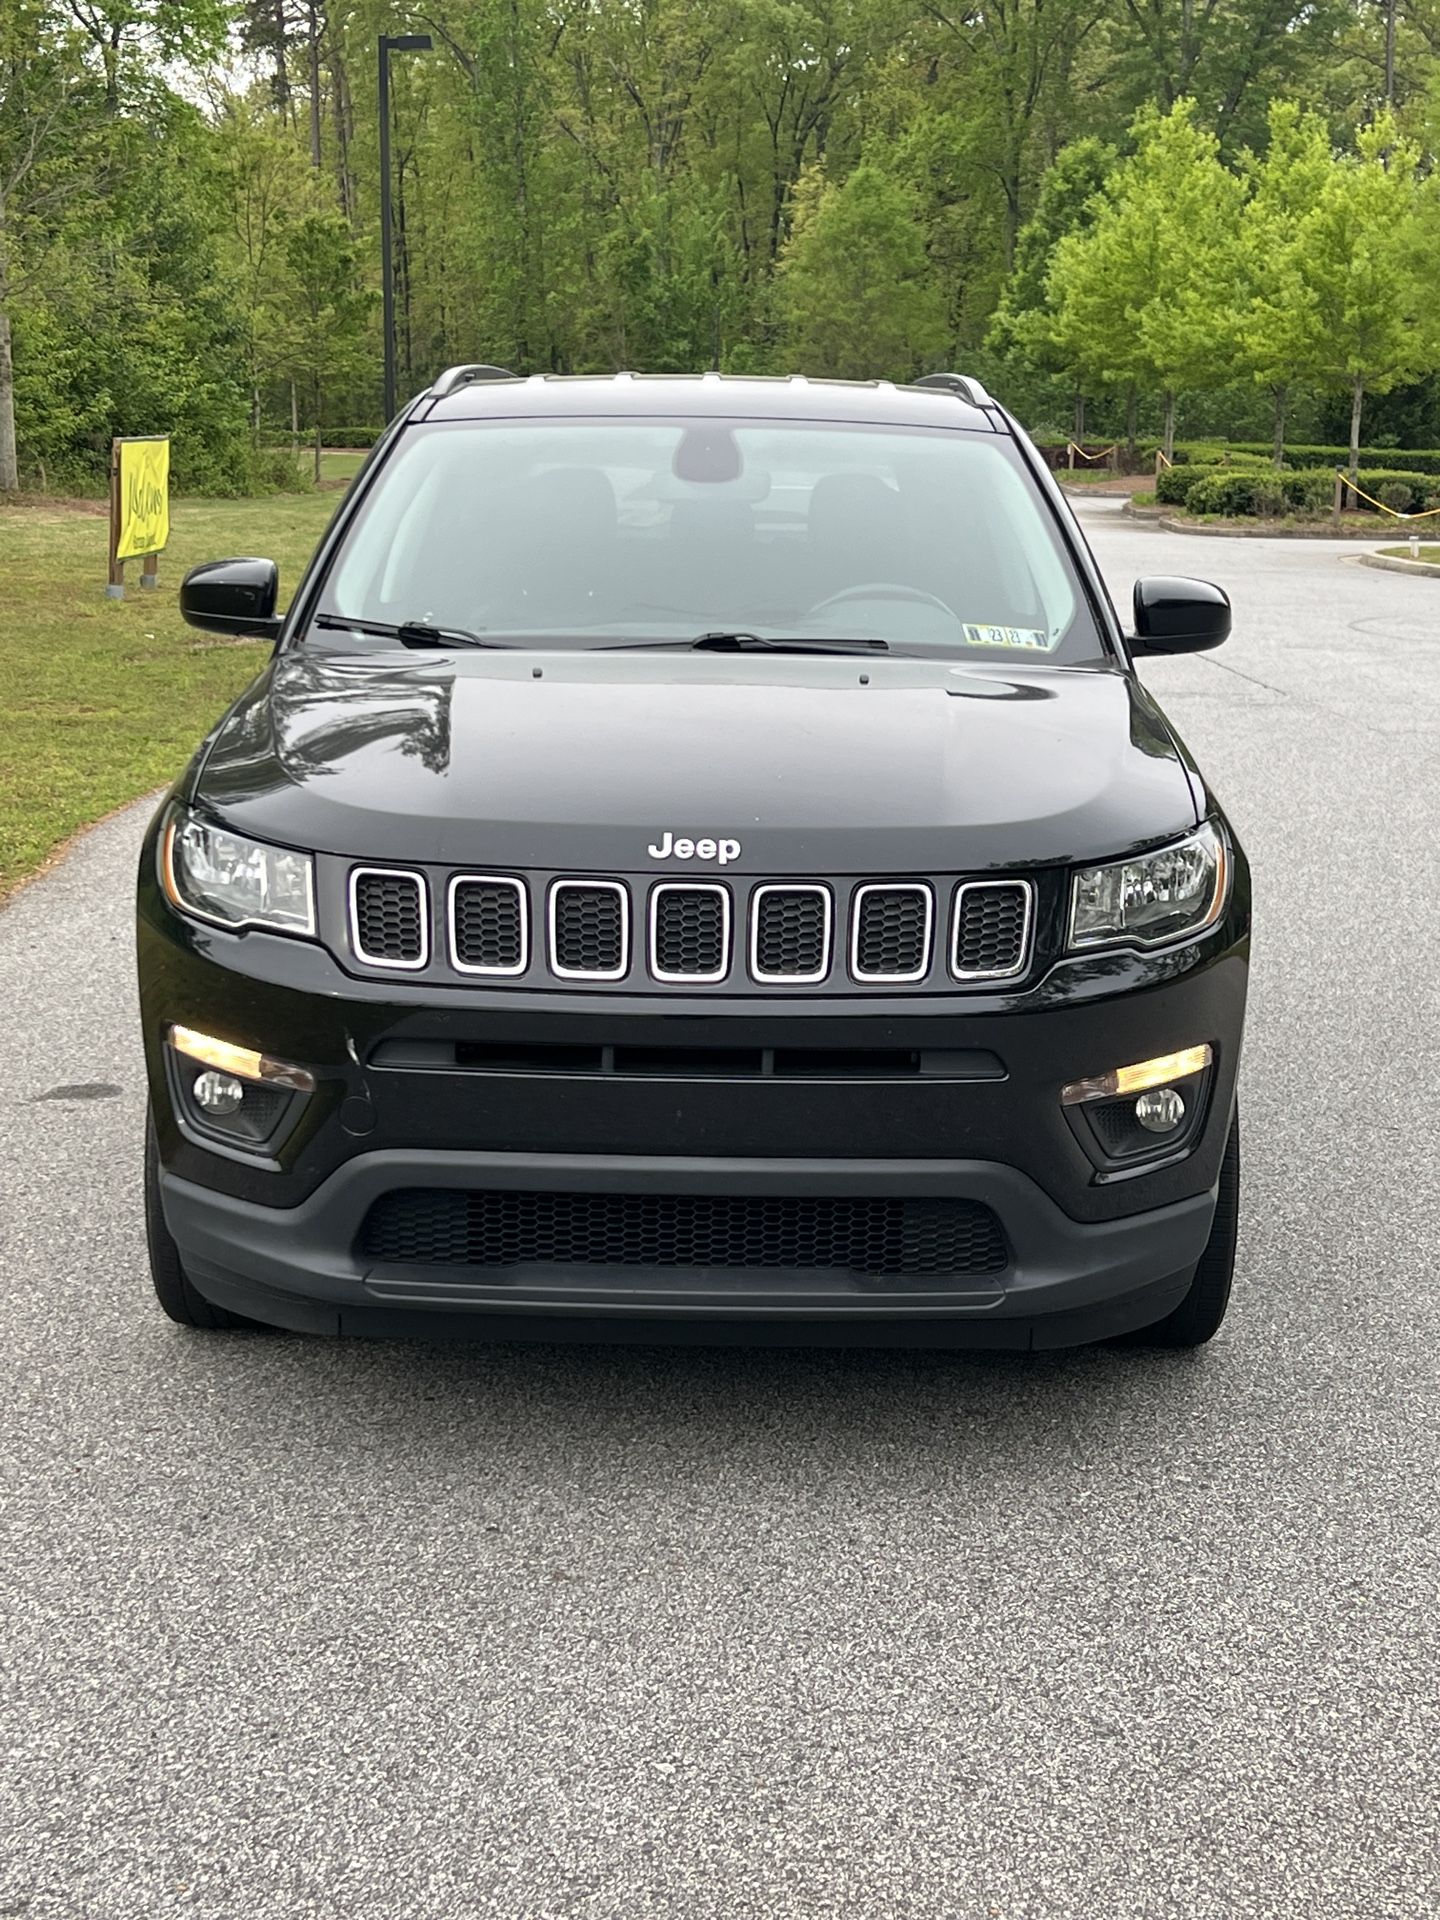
115, 437, 170, 561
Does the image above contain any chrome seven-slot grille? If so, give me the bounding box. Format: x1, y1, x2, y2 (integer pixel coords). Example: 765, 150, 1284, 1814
347, 870, 1034, 987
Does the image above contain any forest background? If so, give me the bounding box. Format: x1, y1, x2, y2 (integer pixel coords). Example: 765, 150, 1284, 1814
5, 0, 1440, 496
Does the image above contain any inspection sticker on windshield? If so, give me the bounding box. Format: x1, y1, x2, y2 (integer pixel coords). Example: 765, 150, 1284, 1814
962, 623, 1057, 652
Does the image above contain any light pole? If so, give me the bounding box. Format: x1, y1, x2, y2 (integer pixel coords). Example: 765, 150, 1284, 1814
379, 32, 433, 421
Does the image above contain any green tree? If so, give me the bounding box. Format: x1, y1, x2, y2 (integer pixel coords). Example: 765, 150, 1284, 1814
778, 162, 947, 380
1289, 113, 1436, 482
986, 136, 1115, 436
279, 211, 372, 480
1048, 100, 1244, 457
1100, 0, 1350, 152
1235, 102, 1334, 465
0, 3, 104, 491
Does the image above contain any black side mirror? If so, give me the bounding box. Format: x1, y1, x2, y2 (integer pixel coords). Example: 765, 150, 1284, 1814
1130, 576, 1231, 657
180, 558, 282, 640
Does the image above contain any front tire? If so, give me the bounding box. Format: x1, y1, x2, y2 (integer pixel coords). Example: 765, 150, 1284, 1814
1122, 1109, 1240, 1349
145, 1106, 265, 1330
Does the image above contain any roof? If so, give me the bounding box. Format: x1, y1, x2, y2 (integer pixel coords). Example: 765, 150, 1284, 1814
418, 370, 999, 433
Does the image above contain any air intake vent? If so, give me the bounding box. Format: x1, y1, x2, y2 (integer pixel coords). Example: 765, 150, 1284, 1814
852, 884, 932, 981
350, 868, 427, 969
751, 885, 831, 983
549, 880, 628, 979
362, 1188, 1009, 1277
952, 880, 1032, 981
450, 876, 527, 975
650, 884, 729, 982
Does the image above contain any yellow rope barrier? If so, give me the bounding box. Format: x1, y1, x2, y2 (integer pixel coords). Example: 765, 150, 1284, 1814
1066, 442, 1119, 463
1154, 449, 1173, 470
1335, 470, 1440, 520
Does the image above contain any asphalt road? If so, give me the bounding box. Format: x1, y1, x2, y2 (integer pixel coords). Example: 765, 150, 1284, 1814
3, 506, 1438, 1919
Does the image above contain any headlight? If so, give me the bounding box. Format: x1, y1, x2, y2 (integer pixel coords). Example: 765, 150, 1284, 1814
1069, 822, 1228, 952
161, 808, 315, 937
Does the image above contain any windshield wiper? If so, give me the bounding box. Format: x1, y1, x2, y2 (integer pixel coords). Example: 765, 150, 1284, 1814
686, 630, 889, 654
312, 614, 508, 650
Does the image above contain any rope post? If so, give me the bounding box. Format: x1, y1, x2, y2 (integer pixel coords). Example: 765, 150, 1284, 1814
1068, 443, 1075, 470
106, 439, 125, 601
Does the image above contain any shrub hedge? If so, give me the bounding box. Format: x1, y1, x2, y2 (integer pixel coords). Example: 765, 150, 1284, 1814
1155, 465, 1439, 517
1230, 442, 1440, 477
1154, 440, 1440, 477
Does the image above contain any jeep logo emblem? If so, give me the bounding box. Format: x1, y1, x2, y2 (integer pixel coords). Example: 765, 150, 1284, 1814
647, 830, 741, 866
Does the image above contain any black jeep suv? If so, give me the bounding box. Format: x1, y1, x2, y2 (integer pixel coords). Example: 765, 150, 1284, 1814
137, 369, 1248, 1349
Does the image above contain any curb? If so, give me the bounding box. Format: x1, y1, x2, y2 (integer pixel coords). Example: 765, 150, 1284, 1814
1356, 551, 1440, 579
1155, 514, 1383, 540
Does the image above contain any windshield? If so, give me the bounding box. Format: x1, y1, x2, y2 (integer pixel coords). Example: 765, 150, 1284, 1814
314, 417, 1106, 663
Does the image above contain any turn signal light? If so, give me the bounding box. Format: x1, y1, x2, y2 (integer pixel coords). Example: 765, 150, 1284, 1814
169, 1024, 315, 1092
1061, 1043, 1212, 1107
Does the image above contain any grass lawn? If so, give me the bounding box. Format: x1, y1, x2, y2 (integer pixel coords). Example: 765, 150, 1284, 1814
1378, 544, 1440, 563
0, 485, 343, 900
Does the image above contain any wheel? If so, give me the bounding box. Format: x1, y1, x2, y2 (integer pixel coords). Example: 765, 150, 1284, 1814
1121, 1109, 1240, 1349
145, 1105, 266, 1330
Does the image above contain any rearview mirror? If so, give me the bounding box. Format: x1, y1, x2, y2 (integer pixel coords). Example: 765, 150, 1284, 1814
1129, 576, 1230, 657
180, 558, 282, 640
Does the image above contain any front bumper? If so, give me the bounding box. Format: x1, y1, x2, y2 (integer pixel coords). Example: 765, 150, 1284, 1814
138, 824, 1248, 1347
161, 1148, 1216, 1346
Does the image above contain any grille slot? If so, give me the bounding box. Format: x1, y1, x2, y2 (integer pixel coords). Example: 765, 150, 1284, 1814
852, 884, 933, 981
450, 876, 527, 975
751, 885, 831, 983
350, 868, 428, 969
952, 880, 1032, 981
369, 1040, 1004, 1078
362, 1188, 1008, 1277
549, 881, 629, 979
650, 884, 730, 982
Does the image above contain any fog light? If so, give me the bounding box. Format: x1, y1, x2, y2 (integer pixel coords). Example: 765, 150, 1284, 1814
1061, 1043, 1212, 1106
169, 1024, 315, 1091
1135, 1086, 1185, 1133
193, 1069, 245, 1115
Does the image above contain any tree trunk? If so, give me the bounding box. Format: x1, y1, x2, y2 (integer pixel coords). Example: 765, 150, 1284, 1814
314, 421, 322, 487
331, 43, 355, 219
1349, 376, 1364, 484
1162, 391, 1176, 462
1271, 385, 1287, 467
290, 380, 299, 456
1074, 390, 1085, 441
0, 303, 17, 493
307, 2, 323, 170
0, 228, 17, 491
272, 0, 291, 121
1125, 386, 1138, 459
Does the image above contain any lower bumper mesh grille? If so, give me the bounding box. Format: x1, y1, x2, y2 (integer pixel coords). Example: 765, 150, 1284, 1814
362, 1188, 1009, 1277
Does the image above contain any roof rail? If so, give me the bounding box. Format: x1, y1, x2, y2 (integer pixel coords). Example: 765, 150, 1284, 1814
428, 363, 519, 399
913, 371, 995, 408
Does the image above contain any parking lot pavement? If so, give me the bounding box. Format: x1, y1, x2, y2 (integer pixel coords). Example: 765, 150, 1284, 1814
2, 517, 1438, 1919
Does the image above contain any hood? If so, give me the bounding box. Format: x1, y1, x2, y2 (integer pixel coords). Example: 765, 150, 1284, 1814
191, 649, 1201, 874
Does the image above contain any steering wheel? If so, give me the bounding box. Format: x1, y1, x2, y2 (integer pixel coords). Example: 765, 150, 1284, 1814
807, 582, 959, 621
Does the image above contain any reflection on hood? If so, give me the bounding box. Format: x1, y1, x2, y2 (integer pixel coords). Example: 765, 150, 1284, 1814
202, 654, 454, 807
